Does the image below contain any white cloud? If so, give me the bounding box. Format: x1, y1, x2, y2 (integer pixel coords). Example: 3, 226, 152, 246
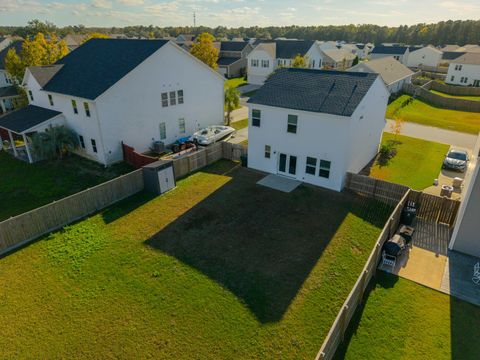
439, 1, 479, 12
117, 0, 144, 5
91, 0, 112, 9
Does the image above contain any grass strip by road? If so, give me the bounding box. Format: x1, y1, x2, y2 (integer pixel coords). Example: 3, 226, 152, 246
387, 95, 480, 134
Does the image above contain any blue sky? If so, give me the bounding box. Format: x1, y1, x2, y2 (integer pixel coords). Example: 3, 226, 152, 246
1, 0, 479, 27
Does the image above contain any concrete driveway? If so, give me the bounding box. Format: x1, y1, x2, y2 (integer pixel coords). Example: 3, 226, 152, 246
385, 119, 478, 150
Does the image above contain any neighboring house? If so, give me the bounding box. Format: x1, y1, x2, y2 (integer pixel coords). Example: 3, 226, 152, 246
348, 56, 414, 93
445, 53, 480, 87
63, 34, 87, 51
0, 39, 224, 165
441, 51, 466, 66
0, 36, 22, 52
457, 44, 480, 53
440, 44, 461, 52
321, 49, 356, 70
341, 43, 363, 58
406, 46, 443, 68
246, 68, 389, 191
247, 40, 344, 85
0, 40, 23, 114
449, 136, 480, 257
370, 45, 410, 65
217, 41, 253, 78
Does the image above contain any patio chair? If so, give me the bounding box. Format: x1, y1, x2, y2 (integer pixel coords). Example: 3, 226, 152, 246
382, 250, 396, 269
473, 262, 480, 285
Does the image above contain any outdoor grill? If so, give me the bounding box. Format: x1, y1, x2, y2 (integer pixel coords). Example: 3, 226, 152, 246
383, 234, 407, 257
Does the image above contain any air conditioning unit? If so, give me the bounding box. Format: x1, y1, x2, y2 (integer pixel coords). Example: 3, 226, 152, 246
152, 140, 165, 154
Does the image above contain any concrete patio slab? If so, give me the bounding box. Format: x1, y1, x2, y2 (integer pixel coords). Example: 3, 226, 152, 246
257, 174, 302, 193
379, 219, 480, 306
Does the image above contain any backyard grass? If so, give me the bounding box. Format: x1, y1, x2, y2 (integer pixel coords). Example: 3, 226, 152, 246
431, 89, 480, 101
335, 272, 480, 360
231, 117, 248, 130
225, 76, 247, 89
386, 95, 480, 134
367, 133, 449, 190
0, 152, 132, 221
0, 160, 392, 359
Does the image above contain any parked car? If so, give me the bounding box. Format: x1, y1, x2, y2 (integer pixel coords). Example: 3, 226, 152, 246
190, 126, 235, 146
443, 149, 469, 172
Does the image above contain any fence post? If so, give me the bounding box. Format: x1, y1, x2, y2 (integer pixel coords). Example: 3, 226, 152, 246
341, 305, 349, 342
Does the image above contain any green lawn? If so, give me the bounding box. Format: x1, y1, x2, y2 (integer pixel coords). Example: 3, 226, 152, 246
0, 152, 132, 221
231, 117, 248, 130
386, 95, 480, 134
225, 77, 247, 89
368, 133, 449, 190
0, 160, 392, 359
431, 89, 480, 101
335, 272, 480, 360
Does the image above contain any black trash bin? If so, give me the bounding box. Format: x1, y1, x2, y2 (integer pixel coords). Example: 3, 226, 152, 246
240, 154, 248, 167
401, 201, 416, 226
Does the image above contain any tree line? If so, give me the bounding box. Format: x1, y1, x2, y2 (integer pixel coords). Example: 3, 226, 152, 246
2, 19, 480, 45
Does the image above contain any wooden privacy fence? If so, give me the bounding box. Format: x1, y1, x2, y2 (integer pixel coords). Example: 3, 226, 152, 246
122, 142, 157, 168
345, 173, 460, 227
222, 141, 248, 162
315, 190, 411, 360
0, 169, 144, 255
430, 81, 480, 96
344, 172, 409, 206
171, 142, 224, 179
403, 83, 480, 112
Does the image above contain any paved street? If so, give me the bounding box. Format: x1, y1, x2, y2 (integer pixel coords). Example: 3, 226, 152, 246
385, 119, 478, 150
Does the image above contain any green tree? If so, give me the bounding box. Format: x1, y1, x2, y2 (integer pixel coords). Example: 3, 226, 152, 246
5, 32, 69, 84
292, 54, 308, 68
31, 125, 79, 160
81, 32, 109, 44
190, 32, 219, 69
224, 87, 240, 126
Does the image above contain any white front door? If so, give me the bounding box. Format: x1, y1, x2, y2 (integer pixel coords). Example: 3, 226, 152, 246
278, 153, 297, 177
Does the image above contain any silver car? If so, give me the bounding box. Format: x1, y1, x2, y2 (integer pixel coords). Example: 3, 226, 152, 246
443, 149, 469, 172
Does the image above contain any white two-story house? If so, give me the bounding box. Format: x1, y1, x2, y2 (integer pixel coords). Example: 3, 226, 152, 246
247, 68, 389, 191
445, 53, 480, 87
0, 39, 224, 165
406, 45, 443, 68
370, 45, 410, 65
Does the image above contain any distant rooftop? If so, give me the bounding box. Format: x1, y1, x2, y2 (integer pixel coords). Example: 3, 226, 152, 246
371, 45, 408, 55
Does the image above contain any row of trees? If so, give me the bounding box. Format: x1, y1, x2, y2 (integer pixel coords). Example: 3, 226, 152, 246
3, 20, 480, 45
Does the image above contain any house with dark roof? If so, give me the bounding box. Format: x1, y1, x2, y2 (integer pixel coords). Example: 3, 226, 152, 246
246, 40, 345, 85
349, 56, 414, 93
370, 45, 410, 65
406, 45, 443, 68
246, 68, 389, 191
216, 41, 253, 78
0, 40, 23, 114
63, 34, 87, 51
0, 39, 224, 164
446, 52, 480, 87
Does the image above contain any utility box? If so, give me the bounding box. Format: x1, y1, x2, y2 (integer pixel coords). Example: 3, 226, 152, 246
142, 160, 176, 195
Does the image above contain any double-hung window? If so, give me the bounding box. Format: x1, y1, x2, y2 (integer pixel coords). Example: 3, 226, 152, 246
28, 90, 34, 101
177, 90, 184, 104
48, 94, 54, 106
159, 122, 166, 140
319, 160, 331, 178
261, 59, 269, 68
79, 135, 85, 149
265, 145, 271, 158
91, 139, 97, 153
251, 59, 259, 67
161, 92, 168, 107
305, 157, 317, 175
178, 118, 186, 134
84, 102, 91, 117
252, 109, 261, 127
287, 115, 298, 134
170, 91, 176, 106
72, 99, 78, 114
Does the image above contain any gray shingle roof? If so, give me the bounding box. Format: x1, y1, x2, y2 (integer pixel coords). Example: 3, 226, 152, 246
28, 65, 64, 87
217, 57, 241, 66
248, 68, 379, 117
0, 86, 18, 98
220, 41, 249, 52
42, 39, 169, 100
0, 105, 62, 133
371, 45, 408, 55
442, 51, 466, 60
275, 40, 315, 59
